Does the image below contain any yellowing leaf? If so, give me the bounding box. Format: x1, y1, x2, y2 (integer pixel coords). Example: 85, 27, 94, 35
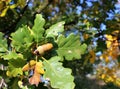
101, 74, 106, 79
106, 35, 113, 41
106, 41, 111, 48
22, 60, 36, 71
95, 11, 98, 14
35, 62, 45, 74
105, 76, 114, 83
0, 6, 9, 17
100, 53, 110, 63
83, 19, 88, 24
83, 33, 89, 40
89, 50, 95, 63
18, 0, 26, 8
106, 34, 118, 48
18, 80, 23, 88
115, 78, 120, 87
6, 71, 11, 77
9, 4, 17, 9
27, 61, 45, 86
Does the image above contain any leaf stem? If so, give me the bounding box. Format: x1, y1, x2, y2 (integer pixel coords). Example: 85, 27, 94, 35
35, 55, 38, 62
41, 56, 46, 61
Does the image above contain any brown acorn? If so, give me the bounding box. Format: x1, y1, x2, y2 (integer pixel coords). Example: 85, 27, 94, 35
34, 43, 53, 55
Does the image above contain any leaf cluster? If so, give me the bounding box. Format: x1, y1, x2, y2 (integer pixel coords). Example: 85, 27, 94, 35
0, 14, 87, 89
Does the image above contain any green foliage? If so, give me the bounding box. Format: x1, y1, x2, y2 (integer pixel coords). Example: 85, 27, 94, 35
32, 14, 45, 43
0, 14, 87, 89
2, 51, 23, 60
1, 0, 120, 89
43, 56, 75, 89
0, 32, 8, 53
11, 26, 33, 52
7, 58, 25, 77
56, 33, 87, 60
46, 21, 65, 38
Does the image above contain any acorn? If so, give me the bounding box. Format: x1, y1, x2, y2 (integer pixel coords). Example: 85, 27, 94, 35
34, 43, 53, 55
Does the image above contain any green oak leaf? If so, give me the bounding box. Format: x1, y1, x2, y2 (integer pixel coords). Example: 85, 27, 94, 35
0, 32, 8, 53
56, 33, 87, 60
7, 58, 26, 77
32, 14, 45, 43
46, 21, 65, 38
1, 51, 23, 60
43, 56, 75, 89
9, 68, 23, 77
11, 26, 33, 52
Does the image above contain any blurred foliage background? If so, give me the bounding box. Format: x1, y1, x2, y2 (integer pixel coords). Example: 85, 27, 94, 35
1, 0, 120, 89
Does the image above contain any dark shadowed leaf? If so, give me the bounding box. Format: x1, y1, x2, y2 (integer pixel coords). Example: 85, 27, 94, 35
0, 32, 8, 53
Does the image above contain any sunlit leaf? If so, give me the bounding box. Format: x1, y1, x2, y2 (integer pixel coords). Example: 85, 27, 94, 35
0, 0, 11, 17
43, 56, 75, 89
1, 51, 23, 60
35, 62, 45, 74
46, 21, 65, 38
9, 4, 17, 9
32, 14, 45, 43
0, 6, 9, 17
56, 33, 87, 60
11, 26, 33, 52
